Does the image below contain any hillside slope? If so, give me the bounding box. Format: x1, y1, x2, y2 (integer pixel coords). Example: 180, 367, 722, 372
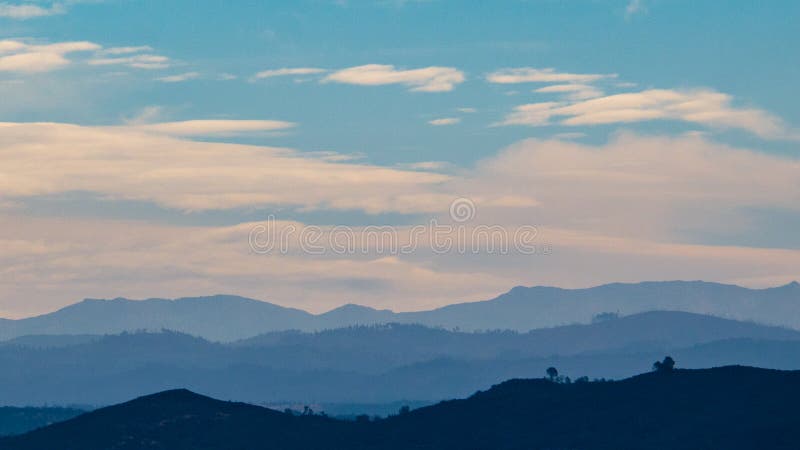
4, 366, 800, 450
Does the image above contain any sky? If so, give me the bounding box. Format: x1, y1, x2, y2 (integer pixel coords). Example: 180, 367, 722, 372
1, 0, 799, 317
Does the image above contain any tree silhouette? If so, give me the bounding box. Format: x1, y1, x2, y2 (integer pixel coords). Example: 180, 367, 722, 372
546, 367, 559, 381
653, 356, 676, 372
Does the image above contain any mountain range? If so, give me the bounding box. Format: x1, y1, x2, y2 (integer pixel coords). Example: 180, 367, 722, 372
2, 311, 800, 406
2, 280, 800, 341
4, 366, 800, 450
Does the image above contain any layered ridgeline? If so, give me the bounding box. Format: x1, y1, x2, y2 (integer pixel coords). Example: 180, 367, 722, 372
2, 312, 800, 406
2, 281, 800, 341
3, 366, 800, 450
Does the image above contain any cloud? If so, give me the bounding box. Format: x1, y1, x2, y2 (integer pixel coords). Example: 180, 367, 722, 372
253, 67, 326, 79
428, 117, 460, 126
2, 132, 800, 316
324, 64, 465, 92
625, 0, 646, 19
457, 107, 477, 113
498, 88, 791, 139
0, 121, 453, 213
487, 67, 616, 84
0, 2, 65, 19
156, 71, 200, 83
127, 119, 296, 136
534, 83, 603, 100
552, 132, 586, 139
0, 39, 99, 73
88, 53, 170, 69
398, 161, 451, 171
99, 46, 154, 55
465, 133, 800, 240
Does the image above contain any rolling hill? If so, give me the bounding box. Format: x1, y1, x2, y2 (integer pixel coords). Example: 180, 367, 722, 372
4, 366, 800, 449
1, 312, 799, 406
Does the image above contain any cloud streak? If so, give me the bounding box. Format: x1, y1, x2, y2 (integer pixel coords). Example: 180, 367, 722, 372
0, 121, 453, 212
127, 119, 296, 136
88, 53, 170, 69
253, 67, 326, 79
156, 72, 200, 83
0, 39, 99, 73
499, 88, 790, 139
428, 117, 460, 126
324, 64, 465, 92
487, 67, 616, 84
0, 2, 65, 19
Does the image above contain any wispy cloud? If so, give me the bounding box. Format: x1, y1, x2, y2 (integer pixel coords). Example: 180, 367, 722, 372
487, 67, 616, 84
0, 39, 99, 73
89, 53, 170, 69
428, 117, 460, 126
0, 121, 452, 212
534, 83, 603, 100
156, 71, 200, 83
0, 2, 65, 19
99, 46, 154, 55
498, 88, 791, 139
127, 119, 296, 137
324, 64, 465, 92
625, 0, 647, 20
253, 67, 326, 79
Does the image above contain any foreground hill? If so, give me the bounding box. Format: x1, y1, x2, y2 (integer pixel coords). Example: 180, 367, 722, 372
2, 281, 799, 341
2, 312, 800, 405
4, 366, 800, 450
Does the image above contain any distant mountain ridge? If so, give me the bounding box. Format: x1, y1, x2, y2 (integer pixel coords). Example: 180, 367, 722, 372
1, 311, 799, 406
5, 366, 800, 450
2, 280, 799, 341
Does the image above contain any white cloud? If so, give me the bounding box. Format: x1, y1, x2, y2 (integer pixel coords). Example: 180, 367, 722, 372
457, 107, 477, 113
0, 2, 65, 19
0, 121, 453, 212
253, 67, 326, 79
156, 71, 200, 83
0, 39, 99, 73
88, 53, 170, 69
324, 64, 465, 92
534, 83, 603, 100
499, 88, 791, 139
127, 119, 296, 136
99, 46, 154, 55
428, 117, 460, 126
0, 51, 69, 72
487, 67, 616, 84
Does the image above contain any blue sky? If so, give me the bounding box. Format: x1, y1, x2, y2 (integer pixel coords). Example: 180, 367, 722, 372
0, 0, 799, 316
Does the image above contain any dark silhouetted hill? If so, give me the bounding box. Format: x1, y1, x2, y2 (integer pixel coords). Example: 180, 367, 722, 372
4, 366, 800, 449
2, 281, 799, 341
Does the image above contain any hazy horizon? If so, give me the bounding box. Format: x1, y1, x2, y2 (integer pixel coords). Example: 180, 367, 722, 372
2, 1, 799, 319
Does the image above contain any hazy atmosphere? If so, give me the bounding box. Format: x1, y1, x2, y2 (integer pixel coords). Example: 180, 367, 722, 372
2, 0, 799, 318
1, 2, 799, 449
